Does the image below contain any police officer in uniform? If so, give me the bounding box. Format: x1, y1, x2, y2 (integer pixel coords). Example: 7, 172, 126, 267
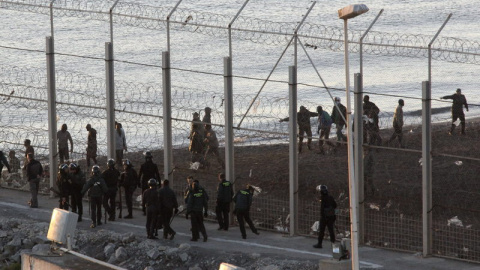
120, 159, 139, 219
158, 179, 179, 240
216, 173, 233, 231
142, 178, 160, 239
102, 158, 120, 221
138, 151, 160, 216
313, 185, 337, 249
233, 184, 259, 239
82, 165, 108, 228
186, 180, 208, 242
69, 163, 85, 222
56, 163, 71, 210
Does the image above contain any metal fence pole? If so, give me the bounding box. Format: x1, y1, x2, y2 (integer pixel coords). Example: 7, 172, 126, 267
166, 0, 183, 52
422, 81, 432, 256
288, 65, 298, 236
105, 42, 115, 160
162, 51, 173, 184
224, 57, 234, 192
109, 0, 121, 45
228, 0, 250, 59
353, 73, 364, 244
46, 36, 57, 197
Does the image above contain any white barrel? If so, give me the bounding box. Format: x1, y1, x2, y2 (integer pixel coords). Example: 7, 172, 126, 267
47, 208, 78, 244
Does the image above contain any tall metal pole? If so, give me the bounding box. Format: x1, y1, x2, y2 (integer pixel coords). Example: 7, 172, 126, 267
162, 52, 173, 183
288, 66, 298, 236
46, 36, 57, 197
224, 57, 234, 191
428, 14, 452, 84
105, 42, 116, 160
109, 0, 121, 45
343, 18, 360, 270
422, 81, 432, 256
357, 9, 382, 245
166, 0, 184, 52
49, 1, 54, 39
228, 0, 250, 59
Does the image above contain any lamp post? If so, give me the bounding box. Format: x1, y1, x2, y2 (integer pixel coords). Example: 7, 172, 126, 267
338, 4, 369, 270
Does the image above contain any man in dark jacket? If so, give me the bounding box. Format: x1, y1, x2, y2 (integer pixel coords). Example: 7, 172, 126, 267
120, 159, 139, 219
441, 88, 469, 135
56, 163, 71, 210
331, 97, 347, 144
280, 106, 318, 153
102, 159, 120, 221
233, 185, 259, 239
313, 185, 337, 249
0, 151, 11, 174
143, 178, 160, 239
69, 163, 85, 222
25, 153, 43, 208
81, 165, 108, 228
216, 173, 233, 231
363, 95, 382, 145
158, 179, 179, 240
138, 151, 160, 216
186, 180, 208, 242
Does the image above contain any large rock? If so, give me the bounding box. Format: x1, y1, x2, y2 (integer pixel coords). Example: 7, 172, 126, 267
179, 252, 189, 262
121, 233, 135, 243
115, 247, 128, 262
104, 243, 116, 258
147, 249, 161, 260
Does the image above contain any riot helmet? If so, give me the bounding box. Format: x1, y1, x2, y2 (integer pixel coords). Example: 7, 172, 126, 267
107, 158, 115, 168
69, 163, 78, 171
92, 165, 101, 176
122, 159, 132, 168
148, 178, 157, 187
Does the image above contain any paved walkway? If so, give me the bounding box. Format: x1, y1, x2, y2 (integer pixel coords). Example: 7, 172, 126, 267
1, 188, 479, 270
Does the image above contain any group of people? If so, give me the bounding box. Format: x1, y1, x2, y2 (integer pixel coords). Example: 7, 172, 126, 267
188, 107, 225, 170
182, 174, 260, 242
282, 88, 468, 153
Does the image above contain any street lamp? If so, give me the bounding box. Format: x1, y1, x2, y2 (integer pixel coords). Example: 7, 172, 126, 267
338, 4, 369, 270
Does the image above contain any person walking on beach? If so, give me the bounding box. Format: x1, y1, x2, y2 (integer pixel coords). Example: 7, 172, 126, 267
233, 184, 259, 239
441, 88, 469, 135
81, 165, 108, 228
316, 106, 335, 154
363, 95, 382, 146
57, 124, 73, 163
331, 97, 347, 144
313, 185, 337, 249
216, 173, 233, 231
279, 106, 318, 153
85, 124, 97, 167
25, 153, 43, 208
388, 99, 405, 147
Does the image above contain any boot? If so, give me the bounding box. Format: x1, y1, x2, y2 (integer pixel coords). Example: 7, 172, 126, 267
313, 243, 322, 249
448, 124, 455, 135
461, 122, 466, 135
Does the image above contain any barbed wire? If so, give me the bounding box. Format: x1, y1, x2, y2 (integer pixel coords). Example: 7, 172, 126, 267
2, 0, 480, 64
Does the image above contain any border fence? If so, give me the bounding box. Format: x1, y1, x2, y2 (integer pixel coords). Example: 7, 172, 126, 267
1, 0, 480, 264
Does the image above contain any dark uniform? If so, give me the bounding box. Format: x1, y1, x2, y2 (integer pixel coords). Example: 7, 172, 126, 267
120, 162, 139, 219
280, 106, 318, 153
314, 186, 337, 248
69, 164, 86, 221
143, 184, 159, 239
442, 89, 468, 135
81, 167, 108, 228
158, 180, 179, 239
138, 157, 160, 215
216, 174, 233, 231
187, 182, 208, 242
102, 163, 120, 221
233, 186, 259, 239
56, 165, 71, 210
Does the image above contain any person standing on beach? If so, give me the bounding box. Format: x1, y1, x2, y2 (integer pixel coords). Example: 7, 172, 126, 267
279, 106, 318, 153
316, 106, 335, 154
57, 124, 73, 164
85, 124, 97, 167
331, 97, 347, 144
388, 99, 404, 147
441, 88, 468, 135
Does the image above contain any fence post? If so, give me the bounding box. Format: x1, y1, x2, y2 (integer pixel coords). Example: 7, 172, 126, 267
354, 73, 364, 244
224, 57, 234, 191
105, 42, 116, 160
422, 81, 432, 256
288, 66, 298, 236
46, 36, 57, 197
162, 51, 173, 184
